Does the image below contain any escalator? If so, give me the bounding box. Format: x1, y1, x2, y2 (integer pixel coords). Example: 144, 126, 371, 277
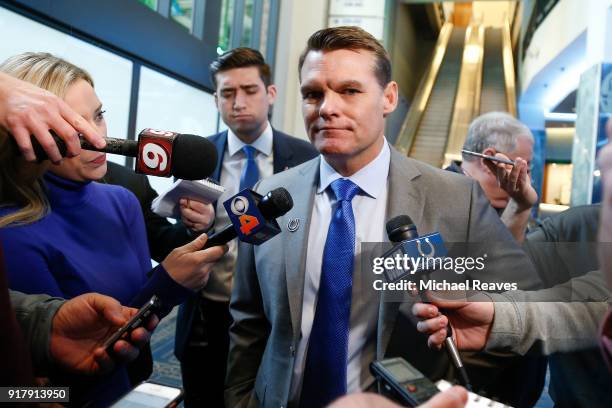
407, 27, 465, 166
479, 28, 507, 114
395, 20, 517, 168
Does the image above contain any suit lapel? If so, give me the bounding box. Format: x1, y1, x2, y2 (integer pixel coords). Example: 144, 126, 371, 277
378, 147, 425, 358
211, 131, 228, 182
272, 129, 294, 173
284, 158, 319, 339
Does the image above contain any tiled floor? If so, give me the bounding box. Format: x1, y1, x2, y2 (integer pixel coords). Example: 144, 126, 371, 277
150, 307, 182, 388
150, 307, 554, 407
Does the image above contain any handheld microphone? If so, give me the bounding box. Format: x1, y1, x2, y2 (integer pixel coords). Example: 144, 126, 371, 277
385, 215, 472, 391
27, 128, 218, 180
204, 187, 293, 249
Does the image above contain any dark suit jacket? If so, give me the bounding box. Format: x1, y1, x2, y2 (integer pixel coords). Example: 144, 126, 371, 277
174, 129, 318, 360
103, 162, 194, 263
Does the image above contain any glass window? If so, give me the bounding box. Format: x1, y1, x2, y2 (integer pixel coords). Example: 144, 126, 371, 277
0, 7, 133, 166
137, 66, 218, 195
171, 0, 193, 32
259, 0, 271, 55
138, 0, 157, 11
241, 0, 255, 47
218, 0, 233, 54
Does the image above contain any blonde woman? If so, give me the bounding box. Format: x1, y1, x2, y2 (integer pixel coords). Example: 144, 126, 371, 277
0, 53, 226, 406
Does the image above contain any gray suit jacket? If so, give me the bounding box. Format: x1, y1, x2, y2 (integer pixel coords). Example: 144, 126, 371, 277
226, 147, 542, 407
487, 269, 610, 356
10, 290, 64, 375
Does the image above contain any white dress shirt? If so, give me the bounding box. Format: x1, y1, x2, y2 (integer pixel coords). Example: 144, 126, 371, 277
290, 141, 391, 400
202, 122, 274, 302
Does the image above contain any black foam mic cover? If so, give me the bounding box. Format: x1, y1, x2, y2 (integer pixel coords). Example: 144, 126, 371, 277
386, 215, 418, 243
171, 134, 218, 180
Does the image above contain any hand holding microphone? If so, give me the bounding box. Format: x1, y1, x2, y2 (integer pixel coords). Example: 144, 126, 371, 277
24, 127, 218, 180
162, 233, 228, 290
412, 295, 494, 352
0, 72, 105, 162
385, 215, 472, 390
203, 187, 293, 249
163, 187, 293, 290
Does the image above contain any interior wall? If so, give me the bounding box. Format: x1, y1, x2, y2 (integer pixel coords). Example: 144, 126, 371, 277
521, 0, 589, 94
545, 127, 574, 161
271, 0, 328, 140
452, 2, 473, 27
472, 1, 517, 27
391, 4, 437, 101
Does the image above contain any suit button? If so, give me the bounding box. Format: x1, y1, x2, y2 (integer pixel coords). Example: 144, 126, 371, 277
289, 345, 296, 356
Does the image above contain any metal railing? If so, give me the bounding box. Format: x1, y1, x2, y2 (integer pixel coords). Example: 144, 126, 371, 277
394, 22, 454, 156
502, 17, 518, 116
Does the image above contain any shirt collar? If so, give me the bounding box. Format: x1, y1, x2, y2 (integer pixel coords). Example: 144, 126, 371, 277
227, 121, 273, 157
317, 140, 390, 199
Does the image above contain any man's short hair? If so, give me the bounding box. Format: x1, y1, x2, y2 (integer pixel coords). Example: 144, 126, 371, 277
462, 112, 534, 162
298, 26, 392, 88
210, 47, 271, 88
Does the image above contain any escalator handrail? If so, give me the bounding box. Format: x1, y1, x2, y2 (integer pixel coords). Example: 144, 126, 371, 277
394, 22, 454, 156
502, 17, 517, 116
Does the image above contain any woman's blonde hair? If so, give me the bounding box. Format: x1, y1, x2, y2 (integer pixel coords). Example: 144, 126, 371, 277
0, 52, 94, 227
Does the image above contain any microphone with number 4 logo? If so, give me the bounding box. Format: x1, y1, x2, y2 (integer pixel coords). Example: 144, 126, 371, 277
25, 128, 218, 180
203, 188, 293, 249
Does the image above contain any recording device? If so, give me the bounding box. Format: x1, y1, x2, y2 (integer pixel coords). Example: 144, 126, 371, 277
26, 128, 218, 180
204, 187, 293, 249
461, 149, 515, 166
385, 216, 472, 390
103, 295, 161, 353
110, 381, 183, 408
371, 358, 510, 408
371, 357, 440, 406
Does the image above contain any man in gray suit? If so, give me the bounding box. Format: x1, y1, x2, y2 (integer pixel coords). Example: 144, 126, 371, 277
226, 26, 541, 408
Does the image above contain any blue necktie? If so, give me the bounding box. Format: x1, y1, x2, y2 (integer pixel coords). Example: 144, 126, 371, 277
239, 145, 259, 191
301, 178, 361, 408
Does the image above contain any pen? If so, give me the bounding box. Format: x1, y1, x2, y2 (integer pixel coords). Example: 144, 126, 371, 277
461, 149, 515, 166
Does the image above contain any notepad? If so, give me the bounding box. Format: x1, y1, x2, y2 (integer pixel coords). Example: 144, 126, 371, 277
151, 178, 225, 219
437, 380, 513, 407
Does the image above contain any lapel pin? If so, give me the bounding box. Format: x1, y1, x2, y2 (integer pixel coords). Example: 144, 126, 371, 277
287, 218, 300, 232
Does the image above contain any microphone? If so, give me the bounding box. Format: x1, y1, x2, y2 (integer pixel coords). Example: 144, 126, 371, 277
385, 215, 472, 391
204, 187, 293, 249
28, 128, 218, 180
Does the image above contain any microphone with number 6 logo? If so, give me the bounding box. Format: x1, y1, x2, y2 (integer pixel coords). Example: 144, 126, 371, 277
203, 187, 293, 249
26, 128, 218, 180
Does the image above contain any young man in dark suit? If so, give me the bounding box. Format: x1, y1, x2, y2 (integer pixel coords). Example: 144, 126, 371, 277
174, 47, 318, 407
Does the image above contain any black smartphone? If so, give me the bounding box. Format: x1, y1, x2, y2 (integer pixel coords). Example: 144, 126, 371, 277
461, 149, 515, 165
103, 295, 161, 352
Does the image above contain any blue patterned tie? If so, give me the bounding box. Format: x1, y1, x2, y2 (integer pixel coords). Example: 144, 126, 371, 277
239, 145, 259, 191
300, 178, 361, 408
